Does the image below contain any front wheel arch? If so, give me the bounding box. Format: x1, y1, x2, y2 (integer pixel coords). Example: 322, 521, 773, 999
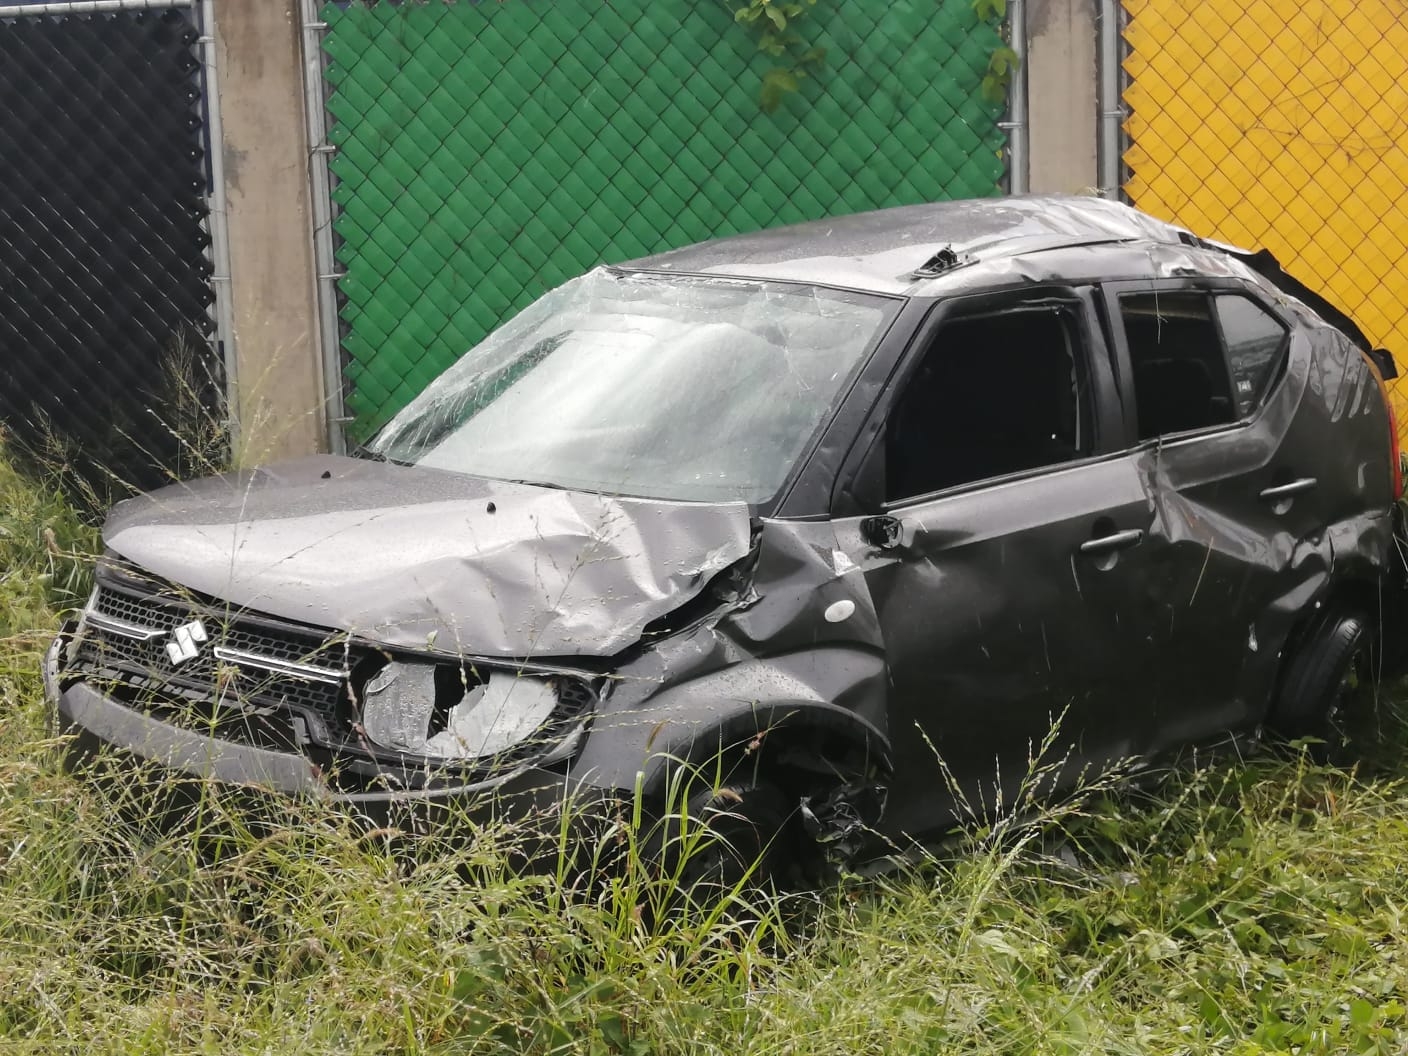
573, 701, 892, 879
641, 703, 890, 806
574, 697, 890, 797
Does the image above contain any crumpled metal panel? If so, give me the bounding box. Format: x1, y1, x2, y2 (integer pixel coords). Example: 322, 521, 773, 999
319, 0, 1006, 439
1122, 0, 1408, 442
635, 194, 1198, 293
0, 8, 219, 492
574, 516, 891, 788
101, 455, 753, 658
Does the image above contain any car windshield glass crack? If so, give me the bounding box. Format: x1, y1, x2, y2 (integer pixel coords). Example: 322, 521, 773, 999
369, 268, 893, 503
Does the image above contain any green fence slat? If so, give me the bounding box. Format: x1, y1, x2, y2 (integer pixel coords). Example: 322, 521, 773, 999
323, 0, 1006, 439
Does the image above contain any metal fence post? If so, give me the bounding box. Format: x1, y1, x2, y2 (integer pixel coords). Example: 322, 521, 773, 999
198, 0, 238, 452
1096, 0, 1124, 198
298, 0, 347, 456
1004, 0, 1030, 195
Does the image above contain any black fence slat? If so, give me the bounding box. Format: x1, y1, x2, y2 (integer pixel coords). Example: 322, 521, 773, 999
0, 8, 223, 496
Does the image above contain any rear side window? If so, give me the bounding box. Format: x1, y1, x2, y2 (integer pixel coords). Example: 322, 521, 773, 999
1214, 295, 1288, 416
1119, 292, 1235, 439
884, 303, 1092, 502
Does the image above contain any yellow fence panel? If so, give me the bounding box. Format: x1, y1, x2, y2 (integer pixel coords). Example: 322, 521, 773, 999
1123, 0, 1408, 435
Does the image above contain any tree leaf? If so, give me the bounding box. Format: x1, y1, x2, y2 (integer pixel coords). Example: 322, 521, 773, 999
763, 67, 800, 93
759, 66, 800, 112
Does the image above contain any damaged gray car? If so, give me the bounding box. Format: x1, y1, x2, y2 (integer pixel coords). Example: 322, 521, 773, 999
45, 195, 1407, 875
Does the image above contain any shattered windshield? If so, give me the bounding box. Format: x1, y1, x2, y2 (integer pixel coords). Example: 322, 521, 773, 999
370, 268, 894, 502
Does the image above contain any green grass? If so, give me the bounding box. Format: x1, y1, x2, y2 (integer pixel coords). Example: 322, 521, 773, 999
3, 448, 1408, 1054
0, 432, 100, 639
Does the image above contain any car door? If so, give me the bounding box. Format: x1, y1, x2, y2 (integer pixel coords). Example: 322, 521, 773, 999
1099, 279, 1333, 752
829, 287, 1165, 841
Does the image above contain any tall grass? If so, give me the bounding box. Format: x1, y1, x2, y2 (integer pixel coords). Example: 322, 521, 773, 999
3, 447, 1408, 1053
0, 429, 100, 638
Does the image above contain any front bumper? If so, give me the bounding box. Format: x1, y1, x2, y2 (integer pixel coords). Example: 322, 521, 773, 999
42, 632, 618, 833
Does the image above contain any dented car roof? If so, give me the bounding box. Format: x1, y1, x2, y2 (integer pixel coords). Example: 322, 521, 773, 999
624, 194, 1377, 355
624, 194, 1200, 295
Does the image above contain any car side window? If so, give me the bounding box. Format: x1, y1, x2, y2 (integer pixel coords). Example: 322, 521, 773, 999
1119, 292, 1236, 440
883, 303, 1092, 504
1214, 294, 1288, 417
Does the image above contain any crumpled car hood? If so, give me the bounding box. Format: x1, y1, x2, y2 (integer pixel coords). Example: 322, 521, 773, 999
102, 455, 753, 659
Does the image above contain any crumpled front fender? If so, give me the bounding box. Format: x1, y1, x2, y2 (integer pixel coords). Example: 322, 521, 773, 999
568, 518, 892, 797
570, 643, 891, 796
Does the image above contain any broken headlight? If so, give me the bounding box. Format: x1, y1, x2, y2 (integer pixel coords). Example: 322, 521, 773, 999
359, 661, 579, 762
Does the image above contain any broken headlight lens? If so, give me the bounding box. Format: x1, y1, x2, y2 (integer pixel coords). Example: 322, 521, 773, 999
360, 661, 562, 761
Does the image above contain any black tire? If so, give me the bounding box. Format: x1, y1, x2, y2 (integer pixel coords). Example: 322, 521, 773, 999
1271, 610, 1382, 762
669, 781, 794, 898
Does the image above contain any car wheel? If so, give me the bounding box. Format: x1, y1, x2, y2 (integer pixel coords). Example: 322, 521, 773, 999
667, 781, 794, 899
1272, 610, 1382, 762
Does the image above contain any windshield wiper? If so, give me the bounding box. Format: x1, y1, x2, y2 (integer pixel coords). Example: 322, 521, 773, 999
500, 476, 569, 492
350, 443, 412, 467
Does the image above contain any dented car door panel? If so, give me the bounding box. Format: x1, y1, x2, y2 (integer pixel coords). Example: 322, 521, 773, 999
821, 285, 1167, 839
1102, 282, 1395, 752
834, 455, 1160, 837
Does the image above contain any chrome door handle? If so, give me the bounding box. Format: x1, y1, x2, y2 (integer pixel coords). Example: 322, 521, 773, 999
1079, 528, 1144, 555
1259, 477, 1317, 501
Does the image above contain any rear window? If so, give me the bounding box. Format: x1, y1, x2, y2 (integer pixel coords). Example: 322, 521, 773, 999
1214, 295, 1288, 417
1119, 292, 1236, 439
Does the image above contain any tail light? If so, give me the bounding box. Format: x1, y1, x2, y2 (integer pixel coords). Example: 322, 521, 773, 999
1392, 412, 1404, 501
1368, 352, 1404, 500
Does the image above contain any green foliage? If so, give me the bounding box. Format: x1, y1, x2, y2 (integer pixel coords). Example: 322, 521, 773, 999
972, 0, 1021, 104
3, 696, 1408, 1053
729, 0, 827, 112
0, 434, 100, 639
730, 0, 1018, 113
982, 44, 1021, 104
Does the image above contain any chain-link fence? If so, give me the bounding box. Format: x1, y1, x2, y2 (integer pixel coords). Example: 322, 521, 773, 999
0, 0, 227, 495
311, 0, 1010, 443
1121, 0, 1408, 434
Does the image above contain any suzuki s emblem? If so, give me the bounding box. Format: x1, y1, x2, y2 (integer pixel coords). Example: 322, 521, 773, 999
165, 620, 208, 666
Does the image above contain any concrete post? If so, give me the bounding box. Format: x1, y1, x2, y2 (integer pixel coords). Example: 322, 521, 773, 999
1025, 0, 1099, 194
213, 0, 326, 464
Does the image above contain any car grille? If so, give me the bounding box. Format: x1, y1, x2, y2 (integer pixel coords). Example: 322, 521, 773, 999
64, 571, 598, 783
69, 581, 359, 720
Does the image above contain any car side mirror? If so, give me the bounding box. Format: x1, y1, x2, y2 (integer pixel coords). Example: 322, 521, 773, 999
1369, 348, 1398, 380
860, 515, 903, 550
